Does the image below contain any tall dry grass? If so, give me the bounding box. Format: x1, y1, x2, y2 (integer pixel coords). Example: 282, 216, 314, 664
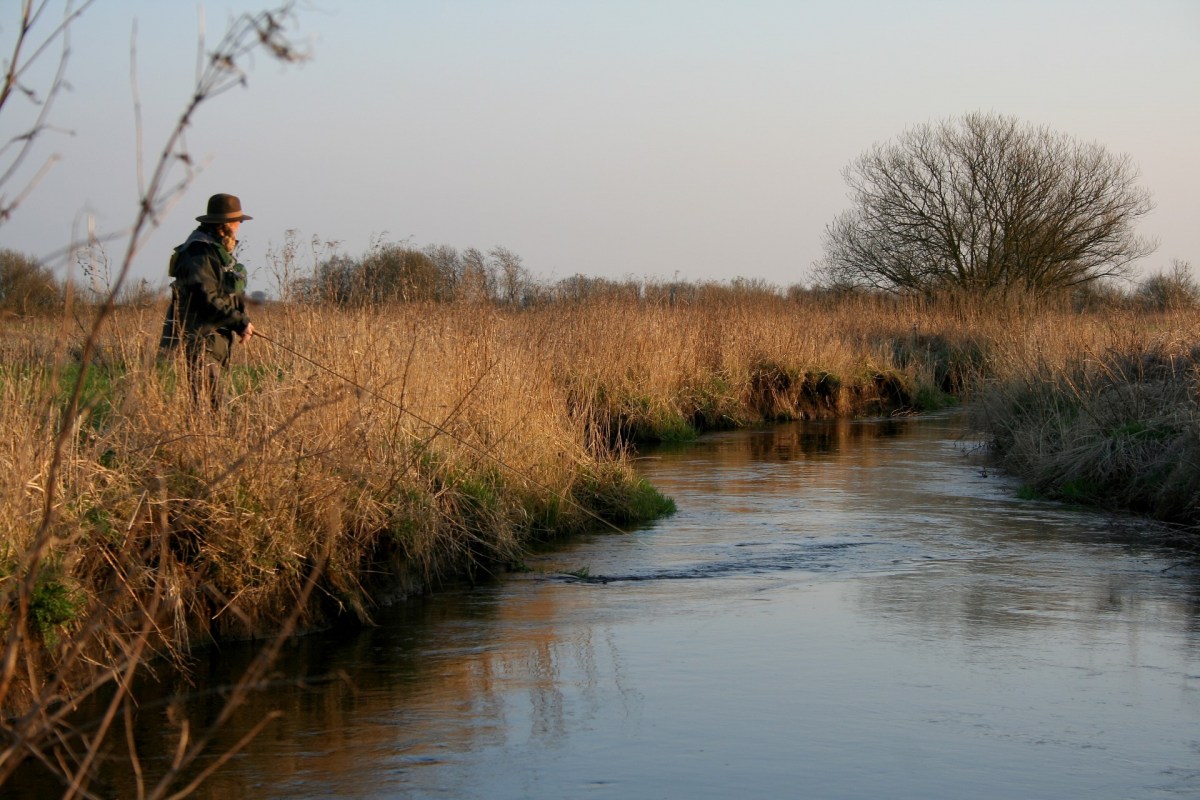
530, 290, 976, 439
2, 300, 670, 648
6, 294, 1197, 670
970, 305, 1200, 534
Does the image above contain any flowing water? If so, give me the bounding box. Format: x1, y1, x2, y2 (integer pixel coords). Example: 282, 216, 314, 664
24, 413, 1200, 798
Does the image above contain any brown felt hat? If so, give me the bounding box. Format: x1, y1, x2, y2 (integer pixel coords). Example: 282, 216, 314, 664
196, 193, 253, 223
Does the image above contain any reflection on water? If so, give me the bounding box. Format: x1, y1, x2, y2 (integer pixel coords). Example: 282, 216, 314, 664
20, 413, 1200, 799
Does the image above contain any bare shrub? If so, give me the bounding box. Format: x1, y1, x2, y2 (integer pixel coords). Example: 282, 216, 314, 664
0, 249, 63, 315
1137, 260, 1198, 312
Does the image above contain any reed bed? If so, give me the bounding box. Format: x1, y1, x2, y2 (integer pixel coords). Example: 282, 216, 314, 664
5, 297, 1198, 663
531, 291, 971, 439
970, 306, 1200, 535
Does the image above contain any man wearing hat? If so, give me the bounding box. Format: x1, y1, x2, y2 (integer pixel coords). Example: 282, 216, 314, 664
160, 193, 256, 408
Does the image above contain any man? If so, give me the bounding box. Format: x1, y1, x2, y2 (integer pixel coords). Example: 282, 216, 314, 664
160, 193, 256, 408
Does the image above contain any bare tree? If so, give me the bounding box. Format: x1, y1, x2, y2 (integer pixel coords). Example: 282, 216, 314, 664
1138, 259, 1198, 311
816, 112, 1156, 296
459, 246, 495, 303
489, 245, 529, 306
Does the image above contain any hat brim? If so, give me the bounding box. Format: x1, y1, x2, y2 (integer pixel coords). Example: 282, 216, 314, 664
196, 213, 253, 223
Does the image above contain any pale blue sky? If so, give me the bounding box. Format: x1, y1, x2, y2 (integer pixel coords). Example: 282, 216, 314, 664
3, 0, 1198, 292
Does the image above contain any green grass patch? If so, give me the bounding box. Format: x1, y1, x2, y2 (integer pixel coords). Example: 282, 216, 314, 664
1054, 478, 1103, 504
573, 466, 676, 526
1108, 420, 1175, 443
229, 364, 288, 395
29, 568, 84, 646
617, 394, 697, 444
56, 361, 126, 432
914, 383, 958, 411
1014, 484, 1043, 501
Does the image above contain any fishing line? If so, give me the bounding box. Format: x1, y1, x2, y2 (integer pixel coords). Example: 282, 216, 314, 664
254, 330, 631, 536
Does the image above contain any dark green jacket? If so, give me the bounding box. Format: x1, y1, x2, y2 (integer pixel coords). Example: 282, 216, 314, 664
159, 230, 250, 357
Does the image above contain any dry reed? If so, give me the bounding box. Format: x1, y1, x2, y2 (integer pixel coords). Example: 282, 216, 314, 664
971, 306, 1200, 532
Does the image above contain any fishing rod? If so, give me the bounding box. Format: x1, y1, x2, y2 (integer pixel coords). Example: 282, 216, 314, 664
253, 330, 632, 536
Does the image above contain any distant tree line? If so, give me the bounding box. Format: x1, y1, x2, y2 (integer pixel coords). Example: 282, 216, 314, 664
280, 240, 802, 308
285, 243, 529, 306
2, 244, 1197, 318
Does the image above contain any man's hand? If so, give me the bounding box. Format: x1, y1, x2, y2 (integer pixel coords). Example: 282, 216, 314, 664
239, 321, 255, 343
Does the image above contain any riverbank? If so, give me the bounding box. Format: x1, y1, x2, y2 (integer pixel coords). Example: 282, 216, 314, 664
969, 312, 1200, 542
2, 293, 1198, 782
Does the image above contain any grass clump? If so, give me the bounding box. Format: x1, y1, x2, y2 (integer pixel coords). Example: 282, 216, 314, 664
572, 466, 677, 525
972, 324, 1200, 530
27, 568, 83, 646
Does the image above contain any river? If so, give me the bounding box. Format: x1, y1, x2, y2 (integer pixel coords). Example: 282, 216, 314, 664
24, 412, 1200, 798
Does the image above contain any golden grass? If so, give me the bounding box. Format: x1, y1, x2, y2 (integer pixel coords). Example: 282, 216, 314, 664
971, 306, 1200, 528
